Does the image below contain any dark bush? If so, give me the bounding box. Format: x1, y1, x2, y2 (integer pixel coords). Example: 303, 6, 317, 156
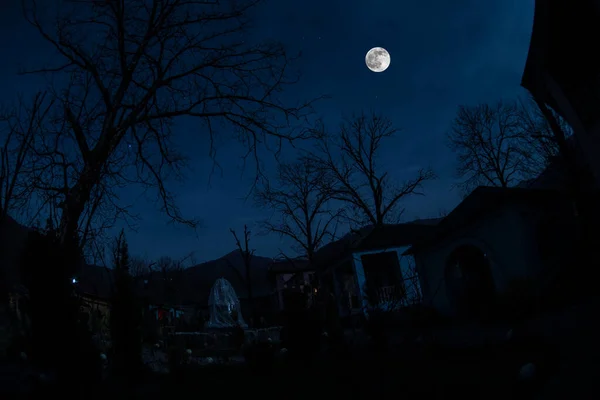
19, 228, 102, 395
109, 231, 143, 382
280, 297, 322, 362
243, 340, 276, 371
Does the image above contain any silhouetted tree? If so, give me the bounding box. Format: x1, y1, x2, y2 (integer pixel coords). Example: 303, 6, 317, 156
110, 230, 143, 382
254, 157, 342, 273
153, 254, 192, 304
229, 225, 256, 321
447, 99, 561, 193
309, 111, 435, 228
129, 256, 155, 278
19, 225, 101, 394
20, 0, 321, 250
0, 91, 53, 224
0, 93, 53, 301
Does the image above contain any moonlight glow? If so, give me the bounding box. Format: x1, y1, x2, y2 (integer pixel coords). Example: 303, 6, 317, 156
365, 47, 391, 72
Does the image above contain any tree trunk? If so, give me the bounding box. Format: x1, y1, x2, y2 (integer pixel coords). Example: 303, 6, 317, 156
58, 164, 101, 246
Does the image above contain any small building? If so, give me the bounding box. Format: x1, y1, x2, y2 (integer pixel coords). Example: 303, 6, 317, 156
407, 186, 598, 319
313, 221, 440, 319
269, 257, 315, 312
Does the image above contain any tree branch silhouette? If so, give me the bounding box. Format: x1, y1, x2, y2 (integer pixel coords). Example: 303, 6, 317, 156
20, 0, 322, 248
254, 157, 342, 271
447, 99, 560, 194
308, 111, 435, 228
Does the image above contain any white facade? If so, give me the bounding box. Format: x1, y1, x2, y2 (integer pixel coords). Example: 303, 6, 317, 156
347, 246, 422, 313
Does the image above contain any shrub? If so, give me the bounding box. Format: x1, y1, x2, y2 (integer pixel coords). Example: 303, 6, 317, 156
109, 231, 143, 381
19, 227, 102, 394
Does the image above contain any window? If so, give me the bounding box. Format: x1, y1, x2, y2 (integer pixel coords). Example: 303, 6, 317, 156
361, 251, 404, 303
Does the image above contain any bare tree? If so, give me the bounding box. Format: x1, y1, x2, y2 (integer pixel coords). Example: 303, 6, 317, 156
20, 0, 320, 250
309, 111, 436, 228
155, 255, 190, 276
129, 255, 155, 278
229, 225, 255, 312
254, 157, 341, 268
447, 100, 557, 193
0, 91, 54, 224
153, 254, 192, 304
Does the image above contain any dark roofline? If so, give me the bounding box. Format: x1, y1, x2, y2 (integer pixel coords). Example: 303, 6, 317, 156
269, 257, 313, 274
409, 186, 576, 253
313, 221, 440, 270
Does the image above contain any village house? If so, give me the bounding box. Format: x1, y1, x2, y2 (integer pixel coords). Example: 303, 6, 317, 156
268, 257, 316, 312
408, 148, 600, 320
312, 221, 440, 322
407, 187, 581, 318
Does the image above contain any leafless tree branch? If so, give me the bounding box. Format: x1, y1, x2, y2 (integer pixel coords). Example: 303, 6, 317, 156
447, 99, 560, 194
0, 91, 54, 223
308, 111, 436, 228
254, 157, 342, 269
229, 224, 257, 318
19, 0, 322, 248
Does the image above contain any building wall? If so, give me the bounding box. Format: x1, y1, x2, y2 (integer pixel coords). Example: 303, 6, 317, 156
414, 205, 542, 317
273, 271, 314, 312
79, 295, 111, 336
350, 246, 421, 313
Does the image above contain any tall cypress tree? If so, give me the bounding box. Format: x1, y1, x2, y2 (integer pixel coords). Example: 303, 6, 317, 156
110, 230, 142, 382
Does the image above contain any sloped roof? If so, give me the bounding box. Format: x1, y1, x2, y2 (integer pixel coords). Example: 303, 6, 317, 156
269, 257, 311, 274
354, 221, 441, 252
312, 220, 441, 269
407, 186, 577, 254
312, 226, 373, 268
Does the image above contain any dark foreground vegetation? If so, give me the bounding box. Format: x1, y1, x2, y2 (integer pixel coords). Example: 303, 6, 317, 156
4, 305, 570, 400
93, 332, 556, 400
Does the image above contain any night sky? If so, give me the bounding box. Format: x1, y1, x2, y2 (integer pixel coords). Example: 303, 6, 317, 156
0, 0, 535, 264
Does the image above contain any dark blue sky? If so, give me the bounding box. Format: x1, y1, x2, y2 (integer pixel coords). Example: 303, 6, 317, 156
0, 0, 535, 263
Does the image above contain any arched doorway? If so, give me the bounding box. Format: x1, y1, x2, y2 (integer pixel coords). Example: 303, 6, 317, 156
445, 245, 496, 318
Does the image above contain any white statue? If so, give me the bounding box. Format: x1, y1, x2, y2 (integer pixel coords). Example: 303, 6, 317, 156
205, 278, 247, 329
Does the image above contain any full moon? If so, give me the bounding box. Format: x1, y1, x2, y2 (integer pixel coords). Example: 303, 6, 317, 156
365, 47, 391, 72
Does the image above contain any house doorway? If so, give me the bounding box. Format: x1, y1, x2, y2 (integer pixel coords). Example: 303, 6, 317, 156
445, 245, 496, 319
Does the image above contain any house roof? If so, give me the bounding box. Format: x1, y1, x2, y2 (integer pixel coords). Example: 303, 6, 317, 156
312, 226, 374, 269
353, 221, 442, 252
269, 258, 312, 274
406, 186, 576, 254
312, 220, 441, 269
